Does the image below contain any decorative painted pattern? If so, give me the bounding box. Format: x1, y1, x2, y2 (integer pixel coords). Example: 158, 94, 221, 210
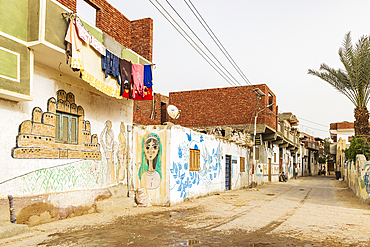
12, 90, 101, 159
21, 158, 108, 194
170, 132, 222, 198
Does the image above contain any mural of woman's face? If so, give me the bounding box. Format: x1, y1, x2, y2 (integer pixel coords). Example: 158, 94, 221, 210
144, 139, 159, 163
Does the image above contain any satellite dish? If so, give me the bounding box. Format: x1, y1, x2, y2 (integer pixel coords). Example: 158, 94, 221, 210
167, 105, 180, 120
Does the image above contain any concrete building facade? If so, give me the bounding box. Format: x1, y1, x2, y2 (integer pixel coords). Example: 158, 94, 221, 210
0, 0, 153, 225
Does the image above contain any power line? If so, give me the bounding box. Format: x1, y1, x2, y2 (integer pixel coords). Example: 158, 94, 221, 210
299, 124, 329, 133
149, 0, 239, 87
164, 0, 242, 86
298, 116, 328, 127
185, 0, 252, 85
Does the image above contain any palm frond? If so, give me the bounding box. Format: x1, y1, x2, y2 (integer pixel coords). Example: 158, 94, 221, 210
308, 32, 370, 108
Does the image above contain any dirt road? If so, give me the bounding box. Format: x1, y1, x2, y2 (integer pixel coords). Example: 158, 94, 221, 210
1, 175, 370, 246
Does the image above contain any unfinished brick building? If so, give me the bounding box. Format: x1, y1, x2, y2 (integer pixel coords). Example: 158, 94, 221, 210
55, 0, 153, 61
133, 84, 279, 146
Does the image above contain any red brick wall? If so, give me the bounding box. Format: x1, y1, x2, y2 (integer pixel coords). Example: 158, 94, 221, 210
131, 18, 153, 62
133, 93, 169, 125
330, 122, 354, 130
56, 0, 76, 12
133, 112, 158, 125
169, 85, 278, 131
56, 0, 153, 62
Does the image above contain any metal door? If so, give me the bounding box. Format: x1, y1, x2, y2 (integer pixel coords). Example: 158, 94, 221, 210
225, 155, 231, 190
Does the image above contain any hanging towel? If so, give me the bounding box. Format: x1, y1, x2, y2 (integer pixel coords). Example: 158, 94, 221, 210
102, 49, 120, 85
143, 65, 153, 88
119, 58, 132, 98
131, 64, 144, 99
74, 18, 90, 44
90, 35, 106, 56
65, 18, 83, 70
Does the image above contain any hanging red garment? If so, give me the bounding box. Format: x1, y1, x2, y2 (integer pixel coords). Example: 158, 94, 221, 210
131, 64, 144, 99
133, 86, 153, 101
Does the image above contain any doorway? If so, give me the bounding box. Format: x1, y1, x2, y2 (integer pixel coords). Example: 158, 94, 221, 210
225, 155, 231, 190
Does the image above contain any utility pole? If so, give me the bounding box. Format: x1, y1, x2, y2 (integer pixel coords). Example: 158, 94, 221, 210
251, 88, 265, 187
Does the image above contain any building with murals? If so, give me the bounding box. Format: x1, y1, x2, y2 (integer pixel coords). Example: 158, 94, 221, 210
0, 0, 153, 225
134, 86, 311, 184
132, 124, 247, 205
0, 0, 328, 228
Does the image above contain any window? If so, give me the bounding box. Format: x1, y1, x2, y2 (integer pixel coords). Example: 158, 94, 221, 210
240, 157, 245, 172
77, 0, 97, 26
189, 149, 200, 171
55, 112, 78, 144
274, 153, 276, 163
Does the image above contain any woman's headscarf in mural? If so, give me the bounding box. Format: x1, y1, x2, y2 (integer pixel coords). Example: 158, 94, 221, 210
139, 133, 162, 179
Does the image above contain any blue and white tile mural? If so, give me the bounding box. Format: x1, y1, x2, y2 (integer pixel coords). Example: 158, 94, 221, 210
170, 128, 223, 202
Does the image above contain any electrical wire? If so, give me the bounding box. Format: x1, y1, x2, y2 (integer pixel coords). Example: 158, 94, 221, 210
298, 116, 328, 127
299, 124, 329, 133
185, 0, 252, 85
165, 0, 242, 86
150, 0, 328, 138
149, 0, 238, 87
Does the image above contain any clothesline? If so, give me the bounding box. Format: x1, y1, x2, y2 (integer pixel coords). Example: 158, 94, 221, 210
61, 12, 155, 67
64, 13, 154, 101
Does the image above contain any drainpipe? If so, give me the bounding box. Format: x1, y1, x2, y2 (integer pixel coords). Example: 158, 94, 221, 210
150, 93, 155, 120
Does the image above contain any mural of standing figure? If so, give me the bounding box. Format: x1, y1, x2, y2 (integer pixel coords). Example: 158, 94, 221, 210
139, 133, 162, 190
117, 122, 127, 183
100, 120, 117, 184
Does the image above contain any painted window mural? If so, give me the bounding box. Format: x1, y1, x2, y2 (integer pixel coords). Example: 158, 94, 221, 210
139, 133, 162, 190
12, 90, 101, 159
170, 131, 222, 199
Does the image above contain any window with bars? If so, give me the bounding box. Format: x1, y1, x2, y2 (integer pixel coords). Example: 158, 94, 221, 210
55, 112, 78, 144
189, 149, 200, 171
240, 157, 245, 172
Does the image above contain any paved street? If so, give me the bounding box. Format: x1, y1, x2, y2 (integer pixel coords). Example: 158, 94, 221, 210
1, 175, 370, 246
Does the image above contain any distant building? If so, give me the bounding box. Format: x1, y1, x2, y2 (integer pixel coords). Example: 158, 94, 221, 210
330, 122, 354, 178
330, 122, 354, 143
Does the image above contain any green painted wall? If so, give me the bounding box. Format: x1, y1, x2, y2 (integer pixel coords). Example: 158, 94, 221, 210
0, 49, 18, 80
81, 20, 103, 44
0, 0, 28, 41
45, 0, 68, 50
28, 0, 40, 42
122, 49, 138, 63
139, 57, 150, 65
0, 36, 30, 96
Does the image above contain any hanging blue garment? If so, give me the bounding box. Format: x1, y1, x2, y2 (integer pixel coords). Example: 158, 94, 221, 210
102, 49, 120, 85
143, 65, 153, 88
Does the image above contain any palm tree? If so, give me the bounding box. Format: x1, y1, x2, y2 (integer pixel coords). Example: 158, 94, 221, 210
308, 32, 370, 140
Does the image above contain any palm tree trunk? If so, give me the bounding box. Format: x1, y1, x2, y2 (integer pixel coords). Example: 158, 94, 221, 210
354, 106, 370, 141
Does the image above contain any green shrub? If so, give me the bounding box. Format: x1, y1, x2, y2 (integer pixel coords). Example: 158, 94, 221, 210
344, 137, 370, 161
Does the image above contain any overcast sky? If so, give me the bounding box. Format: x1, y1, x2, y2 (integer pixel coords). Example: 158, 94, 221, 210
106, 0, 370, 139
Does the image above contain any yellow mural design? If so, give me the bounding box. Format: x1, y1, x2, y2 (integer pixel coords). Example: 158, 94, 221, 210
12, 90, 101, 159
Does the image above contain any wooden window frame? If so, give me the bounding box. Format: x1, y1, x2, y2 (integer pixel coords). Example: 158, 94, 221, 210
55, 112, 78, 145
189, 149, 200, 171
240, 157, 245, 172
